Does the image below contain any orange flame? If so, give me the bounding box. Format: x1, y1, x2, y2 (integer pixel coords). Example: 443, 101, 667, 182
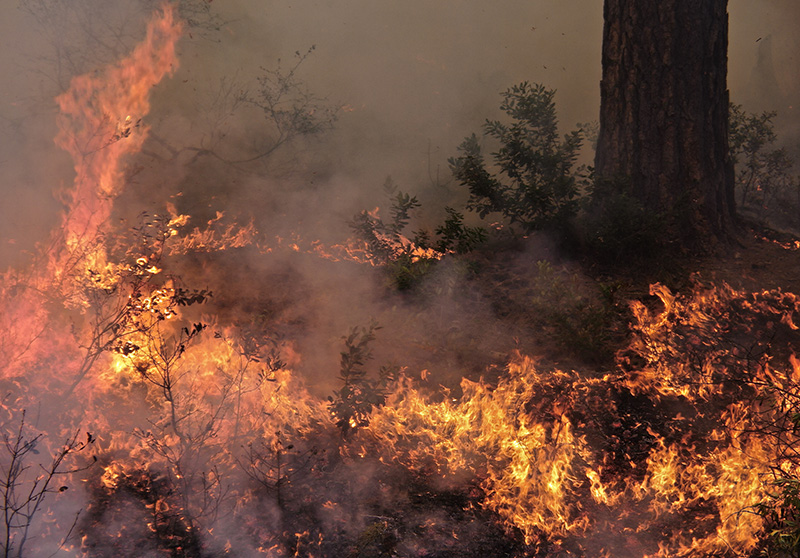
51, 3, 181, 285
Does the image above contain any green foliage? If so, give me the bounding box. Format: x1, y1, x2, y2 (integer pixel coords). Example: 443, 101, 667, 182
350, 186, 421, 264
350, 178, 485, 290
757, 475, 800, 558
431, 207, 487, 255
328, 323, 396, 436
349, 188, 430, 290
577, 120, 600, 151
729, 103, 799, 225
449, 82, 585, 231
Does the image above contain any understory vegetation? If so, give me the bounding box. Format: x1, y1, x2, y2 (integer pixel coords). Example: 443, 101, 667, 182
343, 83, 800, 557
729, 103, 800, 231
350, 83, 800, 365
7, 229, 800, 557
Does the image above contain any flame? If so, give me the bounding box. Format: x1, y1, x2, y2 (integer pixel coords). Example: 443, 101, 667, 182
166, 210, 258, 255
54, 4, 180, 228
0, 6, 180, 381
351, 281, 800, 556
47, 3, 181, 305
2, 3, 800, 556
257, 234, 377, 265
363, 361, 594, 545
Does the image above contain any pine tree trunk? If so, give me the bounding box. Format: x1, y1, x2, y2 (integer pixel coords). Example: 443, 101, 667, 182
594, 0, 736, 247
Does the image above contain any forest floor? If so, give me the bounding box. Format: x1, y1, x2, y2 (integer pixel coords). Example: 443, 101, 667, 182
694, 224, 800, 294
463, 222, 800, 375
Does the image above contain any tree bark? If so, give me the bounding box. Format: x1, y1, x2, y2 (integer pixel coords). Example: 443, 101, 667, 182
595, 0, 736, 247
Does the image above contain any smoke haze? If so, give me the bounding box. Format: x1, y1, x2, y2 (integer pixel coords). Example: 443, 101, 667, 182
0, 2, 798, 554
1, 0, 797, 262
0, 0, 794, 420
0, 0, 795, 425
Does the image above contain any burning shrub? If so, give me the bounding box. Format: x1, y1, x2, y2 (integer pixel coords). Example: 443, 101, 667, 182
329, 323, 397, 435
350, 179, 485, 290
82, 464, 202, 558
756, 474, 800, 558
9, 4, 800, 557
621, 280, 800, 556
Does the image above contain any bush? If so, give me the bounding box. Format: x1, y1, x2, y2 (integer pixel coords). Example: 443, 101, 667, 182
729, 103, 799, 229
328, 323, 396, 436
529, 260, 627, 364
580, 176, 670, 267
350, 179, 485, 290
449, 82, 585, 232
756, 474, 800, 558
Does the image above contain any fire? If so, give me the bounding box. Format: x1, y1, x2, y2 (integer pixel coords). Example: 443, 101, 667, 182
346, 280, 800, 556
3, 2, 800, 557
53, 4, 181, 269
166, 210, 258, 255
258, 234, 377, 265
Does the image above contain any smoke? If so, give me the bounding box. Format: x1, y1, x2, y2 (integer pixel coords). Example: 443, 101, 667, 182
0, 1, 798, 555
1, 0, 795, 265
730, 0, 800, 105
2, 1, 794, 263
0, 0, 606, 264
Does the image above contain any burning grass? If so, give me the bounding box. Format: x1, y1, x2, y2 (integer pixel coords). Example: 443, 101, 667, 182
5, 242, 800, 556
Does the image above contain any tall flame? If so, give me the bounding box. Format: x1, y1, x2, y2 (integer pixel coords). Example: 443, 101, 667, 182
51, 4, 181, 286
0, 5, 181, 383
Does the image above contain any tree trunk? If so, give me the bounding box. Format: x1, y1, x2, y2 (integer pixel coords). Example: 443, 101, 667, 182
594, 0, 736, 247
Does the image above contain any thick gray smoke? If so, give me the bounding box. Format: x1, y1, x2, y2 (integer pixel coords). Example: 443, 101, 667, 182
729, 0, 799, 158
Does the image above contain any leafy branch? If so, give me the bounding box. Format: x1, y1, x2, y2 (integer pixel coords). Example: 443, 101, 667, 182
328, 323, 396, 436
449, 82, 585, 231
350, 179, 485, 289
